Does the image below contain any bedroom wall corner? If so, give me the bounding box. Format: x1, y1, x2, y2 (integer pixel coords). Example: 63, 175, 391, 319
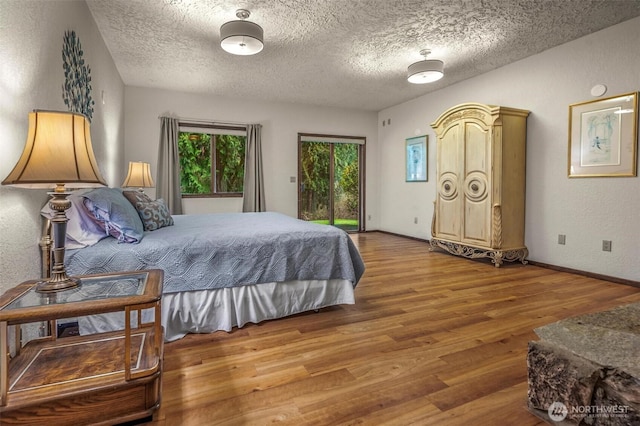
0, 1, 125, 293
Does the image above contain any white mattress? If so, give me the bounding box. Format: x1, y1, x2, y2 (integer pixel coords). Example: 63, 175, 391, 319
78, 279, 355, 341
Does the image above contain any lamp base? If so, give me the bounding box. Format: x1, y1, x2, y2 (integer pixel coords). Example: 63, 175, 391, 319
36, 187, 80, 293
36, 273, 80, 293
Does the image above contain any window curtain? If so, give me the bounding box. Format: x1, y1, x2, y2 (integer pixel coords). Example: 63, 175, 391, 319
242, 124, 266, 212
157, 117, 183, 215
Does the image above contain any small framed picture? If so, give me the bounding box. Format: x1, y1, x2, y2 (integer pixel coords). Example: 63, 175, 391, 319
406, 135, 428, 182
568, 92, 638, 177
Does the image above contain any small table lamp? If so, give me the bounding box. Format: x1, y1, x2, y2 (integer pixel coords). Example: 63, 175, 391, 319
1, 110, 107, 292
121, 161, 155, 191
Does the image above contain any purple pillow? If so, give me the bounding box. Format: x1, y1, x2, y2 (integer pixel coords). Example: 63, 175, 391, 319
82, 188, 144, 243
40, 189, 107, 249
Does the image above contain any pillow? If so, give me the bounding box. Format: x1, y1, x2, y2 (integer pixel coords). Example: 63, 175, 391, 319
82, 188, 144, 243
40, 189, 107, 249
123, 190, 174, 231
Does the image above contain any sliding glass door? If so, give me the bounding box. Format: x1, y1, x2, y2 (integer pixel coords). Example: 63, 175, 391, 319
298, 134, 365, 232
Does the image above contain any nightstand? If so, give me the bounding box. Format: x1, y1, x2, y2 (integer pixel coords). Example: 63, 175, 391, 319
0, 269, 164, 425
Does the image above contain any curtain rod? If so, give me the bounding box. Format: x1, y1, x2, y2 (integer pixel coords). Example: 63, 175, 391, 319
170, 116, 248, 128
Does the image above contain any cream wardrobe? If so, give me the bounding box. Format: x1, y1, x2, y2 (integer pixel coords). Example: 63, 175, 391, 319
430, 103, 529, 267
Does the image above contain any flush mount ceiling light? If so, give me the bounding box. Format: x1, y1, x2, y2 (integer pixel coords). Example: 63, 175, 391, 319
407, 49, 444, 84
220, 9, 264, 56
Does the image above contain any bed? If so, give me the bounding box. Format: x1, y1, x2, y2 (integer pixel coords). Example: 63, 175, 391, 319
42, 188, 365, 341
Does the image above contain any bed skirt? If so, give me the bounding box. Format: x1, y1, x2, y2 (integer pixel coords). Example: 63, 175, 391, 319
78, 279, 355, 342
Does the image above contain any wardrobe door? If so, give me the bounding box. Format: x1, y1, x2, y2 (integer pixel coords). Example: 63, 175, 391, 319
435, 122, 463, 241
461, 119, 492, 247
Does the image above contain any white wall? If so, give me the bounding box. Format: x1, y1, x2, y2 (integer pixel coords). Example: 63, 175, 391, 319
0, 0, 125, 292
378, 17, 640, 281
124, 87, 379, 220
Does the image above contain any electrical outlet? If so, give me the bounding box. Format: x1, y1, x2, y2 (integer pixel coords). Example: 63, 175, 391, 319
414, 217, 418, 224
289, 176, 296, 183
558, 234, 566, 245
602, 240, 612, 252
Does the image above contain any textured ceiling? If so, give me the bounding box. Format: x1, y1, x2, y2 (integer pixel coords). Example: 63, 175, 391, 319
87, 0, 640, 111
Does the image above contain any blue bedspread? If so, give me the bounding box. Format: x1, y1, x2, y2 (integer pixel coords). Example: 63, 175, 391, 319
66, 212, 365, 294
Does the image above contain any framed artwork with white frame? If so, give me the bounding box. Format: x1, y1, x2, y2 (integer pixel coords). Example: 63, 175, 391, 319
568, 92, 638, 177
406, 135, 428, 182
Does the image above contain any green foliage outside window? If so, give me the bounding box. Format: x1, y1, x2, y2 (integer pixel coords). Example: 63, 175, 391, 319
300, 142, 359, 221
300, 142, 330, 210
335, 144, 359, 215
178, 132, 245, 195
178, 133, 212, 194
215, 135, 245, 193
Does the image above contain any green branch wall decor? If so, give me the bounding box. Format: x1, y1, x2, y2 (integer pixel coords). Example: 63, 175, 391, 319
62, 30, 94, 121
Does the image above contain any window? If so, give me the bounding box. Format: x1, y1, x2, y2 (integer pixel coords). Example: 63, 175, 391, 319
178, 127, 246, 197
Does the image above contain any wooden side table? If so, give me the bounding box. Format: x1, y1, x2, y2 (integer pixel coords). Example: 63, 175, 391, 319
0, 269, 164, 425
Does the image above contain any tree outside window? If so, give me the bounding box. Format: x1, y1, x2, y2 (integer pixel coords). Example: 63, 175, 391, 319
178, 132, 246, 196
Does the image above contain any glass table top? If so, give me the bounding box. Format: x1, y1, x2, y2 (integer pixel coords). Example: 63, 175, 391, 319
2, 272, 149, 311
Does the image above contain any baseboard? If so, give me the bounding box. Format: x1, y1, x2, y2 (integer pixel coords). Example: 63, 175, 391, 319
527, 260, 639, 288
369, 230, 639, 288
370, 230, 430, 243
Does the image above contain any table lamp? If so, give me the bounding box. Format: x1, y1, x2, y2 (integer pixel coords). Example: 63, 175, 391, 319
121, 161, 154, 191
2, 110, 107, 292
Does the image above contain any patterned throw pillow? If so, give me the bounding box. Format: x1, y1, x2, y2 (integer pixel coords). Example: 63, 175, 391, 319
123, 191, 174, 231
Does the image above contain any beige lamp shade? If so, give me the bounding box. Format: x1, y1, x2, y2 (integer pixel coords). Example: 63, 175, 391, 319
2, 110, 106, 292
2, 110, 107, 189
122, 161, 155, 188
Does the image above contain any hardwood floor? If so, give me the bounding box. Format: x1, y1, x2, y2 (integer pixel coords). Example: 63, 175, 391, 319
148, 232, 640, 425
